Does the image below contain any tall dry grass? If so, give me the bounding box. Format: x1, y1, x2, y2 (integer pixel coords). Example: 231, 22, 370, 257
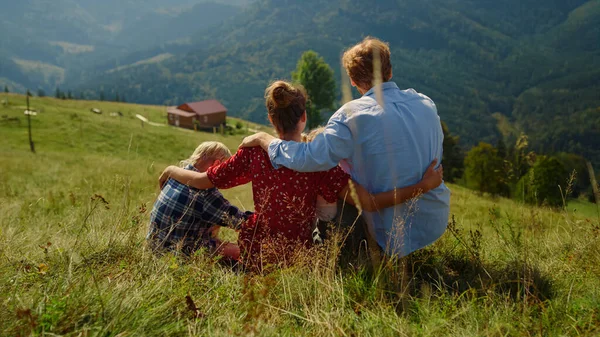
1, 84, 599, 336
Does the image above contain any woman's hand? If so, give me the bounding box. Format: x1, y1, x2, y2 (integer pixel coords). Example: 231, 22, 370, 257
239, 132, 276, 151
421, 159, 443, 192
158, 165, 176, 189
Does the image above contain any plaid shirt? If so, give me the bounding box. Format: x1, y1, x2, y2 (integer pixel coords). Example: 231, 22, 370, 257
147, 165, 252, 254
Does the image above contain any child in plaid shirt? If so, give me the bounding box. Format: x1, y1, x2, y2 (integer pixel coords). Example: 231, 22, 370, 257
147, 141, 252, 259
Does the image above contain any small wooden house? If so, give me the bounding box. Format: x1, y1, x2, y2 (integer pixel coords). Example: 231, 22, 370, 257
167, 100, 227, 130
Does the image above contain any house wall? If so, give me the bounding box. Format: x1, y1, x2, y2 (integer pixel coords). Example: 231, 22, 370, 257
167, 113, 195, 129
196, 111, 226, 128
168, 111, 226, 130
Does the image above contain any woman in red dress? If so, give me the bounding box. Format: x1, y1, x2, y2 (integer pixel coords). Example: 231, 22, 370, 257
159, 80, 442, 271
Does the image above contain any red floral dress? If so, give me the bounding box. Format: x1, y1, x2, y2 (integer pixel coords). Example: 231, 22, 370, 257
207, 146, 349, 269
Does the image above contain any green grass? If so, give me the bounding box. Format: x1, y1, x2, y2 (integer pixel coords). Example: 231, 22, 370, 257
568, 199, 600, 219
1, 94, 599, 336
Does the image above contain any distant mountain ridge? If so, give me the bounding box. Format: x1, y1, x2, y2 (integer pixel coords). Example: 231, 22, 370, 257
1, 0, 598, 164
0, 0, 249, 90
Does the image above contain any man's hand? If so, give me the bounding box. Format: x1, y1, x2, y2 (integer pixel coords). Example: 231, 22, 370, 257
158, 165, 176, 189
239, 132, 276, 151
421, 159, 443, 192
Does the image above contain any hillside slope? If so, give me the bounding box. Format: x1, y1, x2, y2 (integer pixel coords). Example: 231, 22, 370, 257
0, 94, 599, 335
75, 0, 600, 165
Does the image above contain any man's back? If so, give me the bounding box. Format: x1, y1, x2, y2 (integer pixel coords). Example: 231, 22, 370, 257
340, 82, 450, 256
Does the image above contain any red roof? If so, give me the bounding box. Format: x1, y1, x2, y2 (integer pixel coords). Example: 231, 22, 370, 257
178, 100, 227, 116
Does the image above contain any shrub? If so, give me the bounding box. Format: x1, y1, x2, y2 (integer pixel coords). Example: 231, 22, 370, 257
464, 142, 506, 195
515, 156, 568, 207
441, 121, 464, 183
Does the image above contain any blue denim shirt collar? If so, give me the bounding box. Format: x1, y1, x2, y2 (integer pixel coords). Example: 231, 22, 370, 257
363, 81, 399, 97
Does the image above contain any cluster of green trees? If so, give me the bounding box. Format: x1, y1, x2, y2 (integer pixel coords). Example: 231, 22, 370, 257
292, 51, 336, 129
443, 126, 598, 207
6, 84, 128, 105
54, 87, 74, 100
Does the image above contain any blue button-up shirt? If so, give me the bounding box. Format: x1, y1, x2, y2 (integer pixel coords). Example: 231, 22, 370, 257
268, 81, 450, 257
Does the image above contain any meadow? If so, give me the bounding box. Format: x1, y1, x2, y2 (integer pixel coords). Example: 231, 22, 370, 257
1, 94, 599, 336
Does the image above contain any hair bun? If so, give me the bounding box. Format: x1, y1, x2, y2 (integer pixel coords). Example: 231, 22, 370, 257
264, 80, 307, 134
271, 83, 295, 109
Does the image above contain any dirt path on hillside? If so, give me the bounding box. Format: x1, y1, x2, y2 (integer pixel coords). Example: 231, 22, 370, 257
135, 114, 165, 127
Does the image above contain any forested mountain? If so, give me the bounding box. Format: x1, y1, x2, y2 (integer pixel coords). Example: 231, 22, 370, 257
2, 0, 599, 165
0, 0, 248, 90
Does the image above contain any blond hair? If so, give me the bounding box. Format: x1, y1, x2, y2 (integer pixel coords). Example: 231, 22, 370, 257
180, 141, 232, 167
342, 37, 392, 91
302, 126, 326, 142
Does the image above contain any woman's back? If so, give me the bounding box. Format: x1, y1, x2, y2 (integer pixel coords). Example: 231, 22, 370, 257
207, 146, 349, 266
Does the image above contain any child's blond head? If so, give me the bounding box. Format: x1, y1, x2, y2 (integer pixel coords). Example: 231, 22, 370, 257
180, 141, 232, 167
302, 126, 326, 143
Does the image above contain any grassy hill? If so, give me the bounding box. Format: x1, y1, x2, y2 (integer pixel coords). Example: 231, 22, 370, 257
1, 95, 599, 335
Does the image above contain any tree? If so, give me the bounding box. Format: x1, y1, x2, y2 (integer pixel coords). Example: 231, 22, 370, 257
587, 166, 599, 204
513, 134, 533, 179
516, 156, 568, 207
496, 138, 508, 159
292, 51, 336, 129
494, 137, 516, 195
504, 133, 536, 190
115, 93, 120, 102
464, 142, 506, 195
99, 91, 105, 101
4, 85, 8, 93
67, 90, 72, 100
55, 87, 61, 99
37, 89, 46, 97
554, 152, 589, 198
441, 121, 464, 183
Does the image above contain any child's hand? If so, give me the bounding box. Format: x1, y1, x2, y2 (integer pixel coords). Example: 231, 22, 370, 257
158, 166, 175, 189
239, 132, 276, 151
421, 159, 443, 192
